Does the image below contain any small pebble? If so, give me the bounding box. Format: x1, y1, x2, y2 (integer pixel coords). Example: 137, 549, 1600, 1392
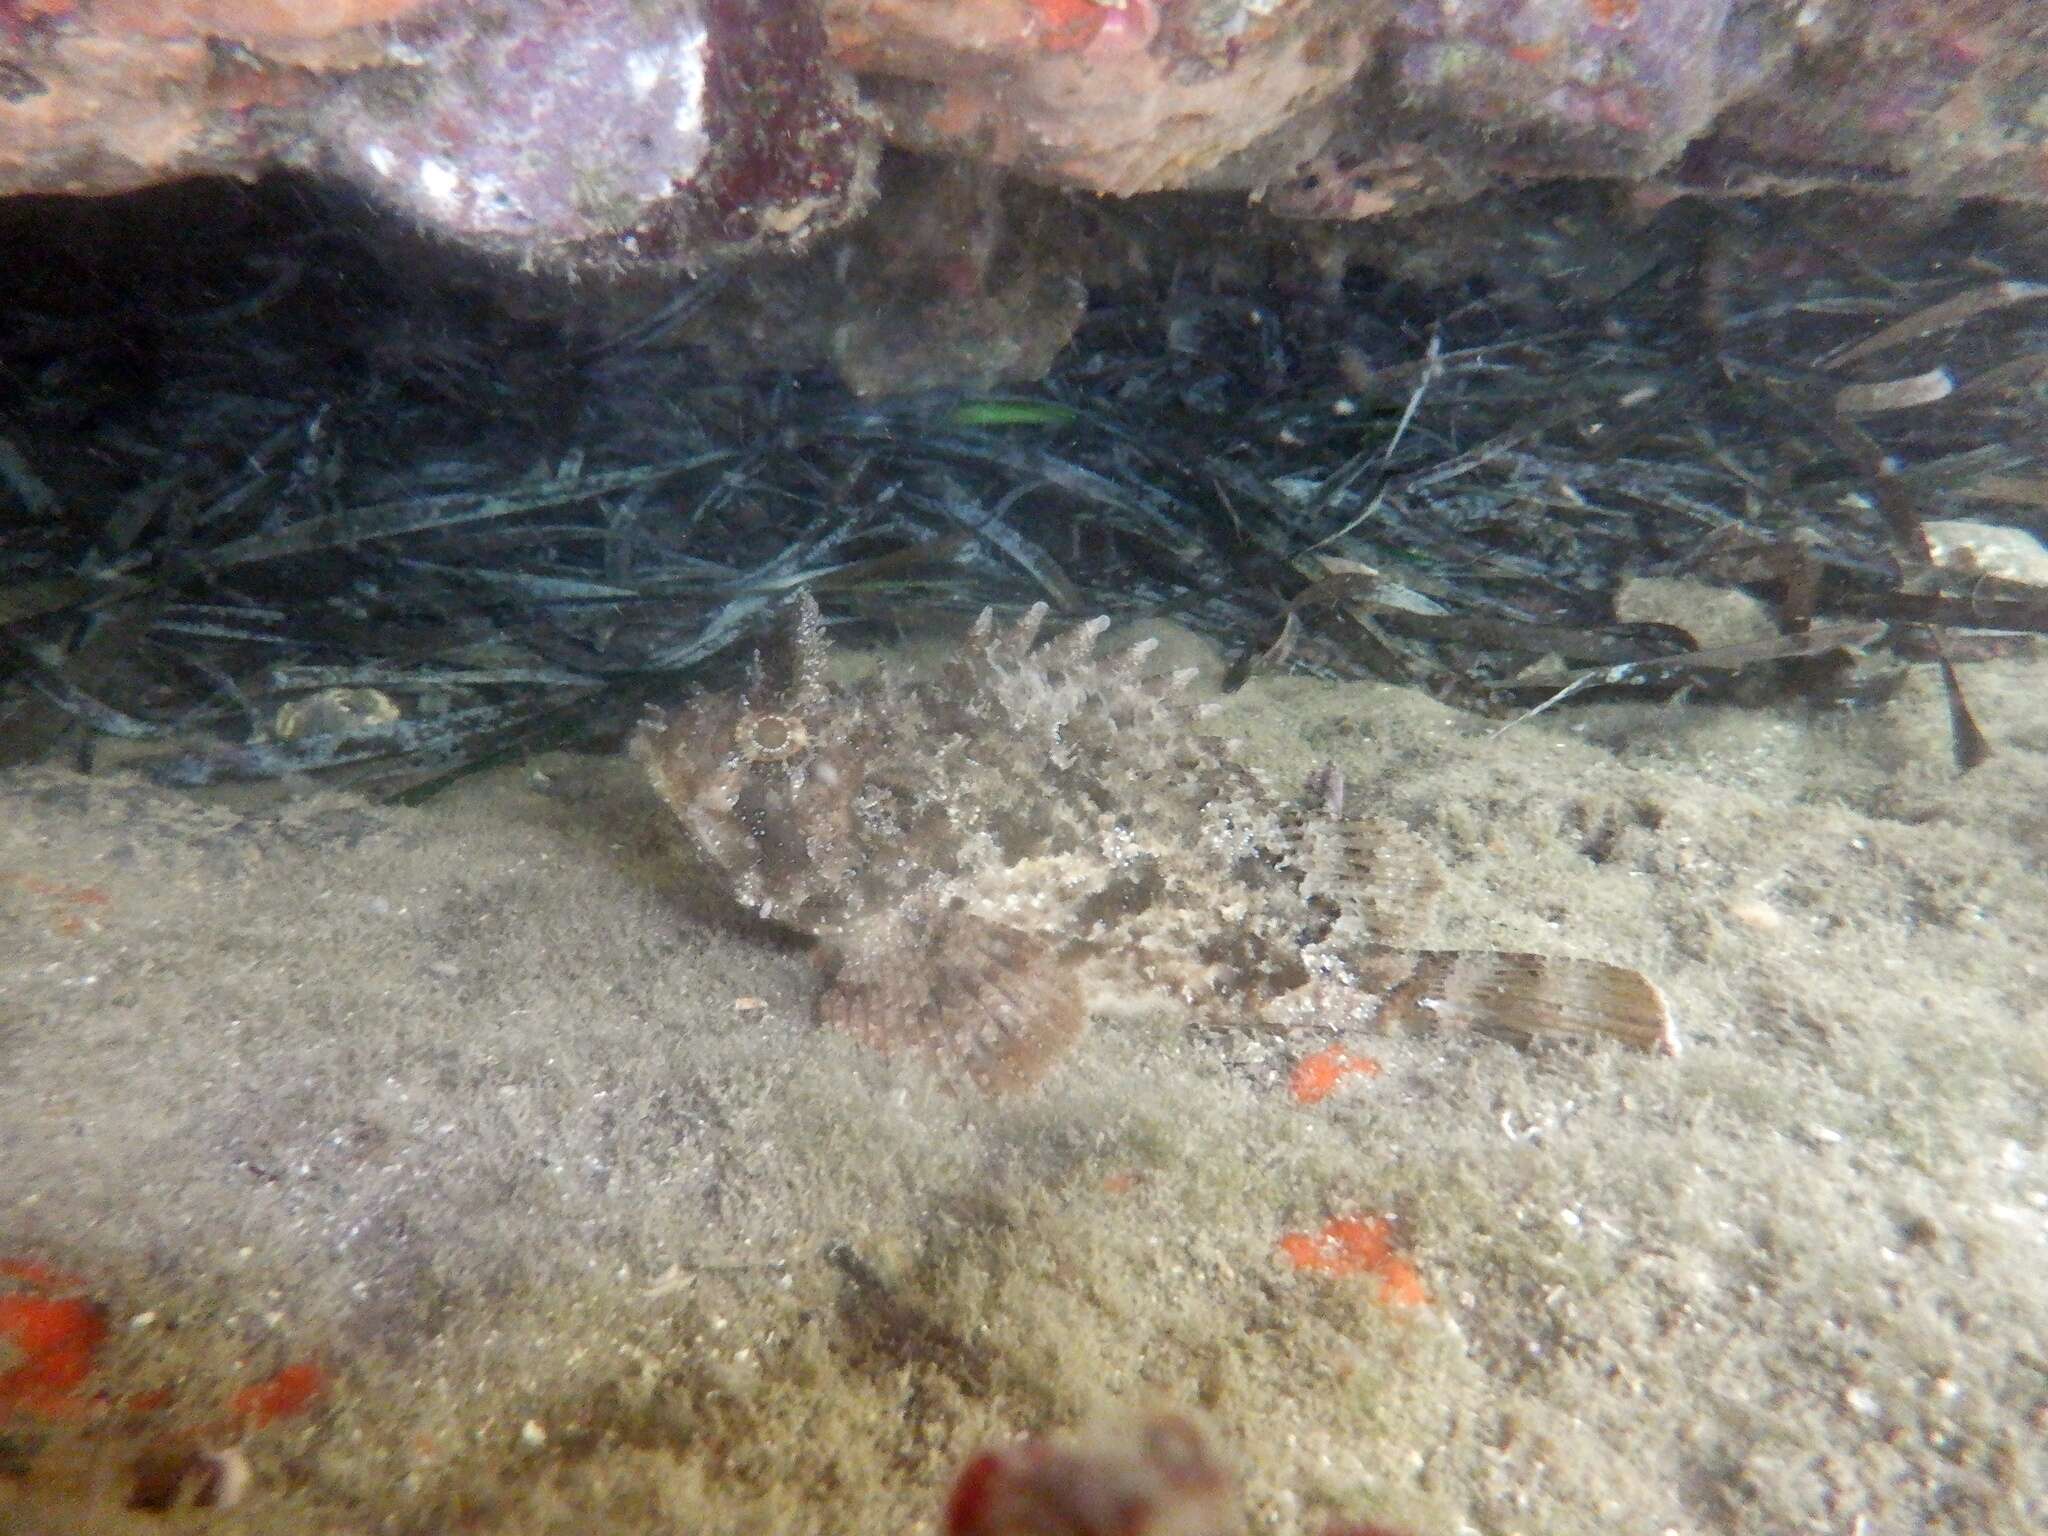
1726, 897, 1784, 932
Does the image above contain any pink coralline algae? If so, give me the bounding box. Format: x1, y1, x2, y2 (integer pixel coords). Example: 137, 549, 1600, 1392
314, 0, 874, 270
1273, 0, 2048, 218
1386, 0, 1733, 175
1706, 0, 2048, 204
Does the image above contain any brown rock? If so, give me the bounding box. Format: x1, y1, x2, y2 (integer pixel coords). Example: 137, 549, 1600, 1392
88, 0, 429, 43
827, 0, 1379, 195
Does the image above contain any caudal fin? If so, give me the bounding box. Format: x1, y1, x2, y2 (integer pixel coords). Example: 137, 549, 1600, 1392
1372, 948, 1679, 1055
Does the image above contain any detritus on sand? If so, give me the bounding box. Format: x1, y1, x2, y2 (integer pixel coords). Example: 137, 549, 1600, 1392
2, 620, 2045, 1534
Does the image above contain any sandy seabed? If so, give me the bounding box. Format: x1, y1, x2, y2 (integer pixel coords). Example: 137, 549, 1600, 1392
3, 621, 2044, 1535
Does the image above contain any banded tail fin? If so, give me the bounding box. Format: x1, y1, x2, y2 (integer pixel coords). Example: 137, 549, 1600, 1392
1372, 948, 1679, 1055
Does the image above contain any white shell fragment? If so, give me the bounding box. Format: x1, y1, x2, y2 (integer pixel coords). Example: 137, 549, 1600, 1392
1922, 519, 2048, 587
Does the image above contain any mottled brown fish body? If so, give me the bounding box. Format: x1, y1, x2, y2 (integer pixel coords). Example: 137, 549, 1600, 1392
637, 595, 1677, 1091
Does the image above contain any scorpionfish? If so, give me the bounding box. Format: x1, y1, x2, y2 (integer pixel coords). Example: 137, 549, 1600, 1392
636, 594, 1677, 1091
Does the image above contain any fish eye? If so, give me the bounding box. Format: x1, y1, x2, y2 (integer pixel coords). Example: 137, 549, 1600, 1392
735, 710, 808, 764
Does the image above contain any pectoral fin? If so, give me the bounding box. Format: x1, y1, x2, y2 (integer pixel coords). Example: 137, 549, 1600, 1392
817, 912, 1087, 1092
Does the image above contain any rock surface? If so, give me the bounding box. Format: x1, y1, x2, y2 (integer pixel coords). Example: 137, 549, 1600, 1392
4, 1, 2044, 277
2, 0, 876, 268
